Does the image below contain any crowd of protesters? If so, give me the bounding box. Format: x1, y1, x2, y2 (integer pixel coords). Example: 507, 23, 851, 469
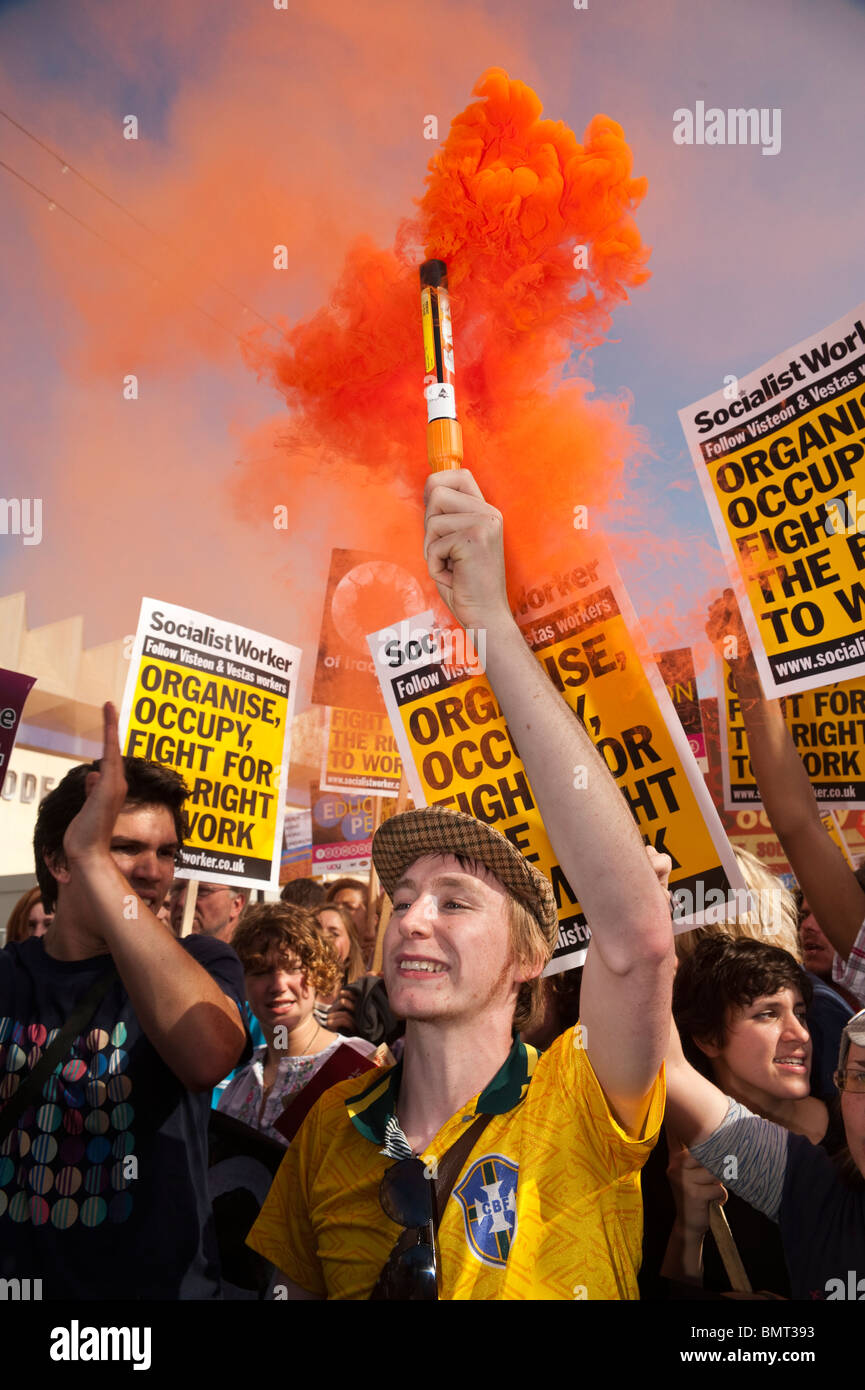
2, 472, 865, 1302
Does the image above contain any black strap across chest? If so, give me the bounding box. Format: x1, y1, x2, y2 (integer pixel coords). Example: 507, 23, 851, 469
368, 1111, 494, 1299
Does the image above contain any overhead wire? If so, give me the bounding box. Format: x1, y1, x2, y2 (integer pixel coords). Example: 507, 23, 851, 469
0, 107, 283, 339
0, 156, 246, 342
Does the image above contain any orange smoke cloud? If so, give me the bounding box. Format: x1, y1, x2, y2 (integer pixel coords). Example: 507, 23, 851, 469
420, 69, 649, 350
236, 67, 652, 600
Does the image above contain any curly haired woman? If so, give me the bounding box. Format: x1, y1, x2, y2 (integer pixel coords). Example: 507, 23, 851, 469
218, 903, 377, 1144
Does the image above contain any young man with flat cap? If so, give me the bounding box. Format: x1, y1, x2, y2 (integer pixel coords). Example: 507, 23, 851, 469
248, 469, 674, 1299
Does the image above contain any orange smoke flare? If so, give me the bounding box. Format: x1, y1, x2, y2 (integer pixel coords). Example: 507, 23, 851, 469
420, 258, 464, 472
238, 66, 652, 603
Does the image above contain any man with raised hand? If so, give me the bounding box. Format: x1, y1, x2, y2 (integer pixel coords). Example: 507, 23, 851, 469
248, 469, 673, 1300
0, 704, 250, 1299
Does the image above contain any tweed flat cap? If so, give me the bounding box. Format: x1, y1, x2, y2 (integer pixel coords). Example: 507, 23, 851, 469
372, 805, 559, 949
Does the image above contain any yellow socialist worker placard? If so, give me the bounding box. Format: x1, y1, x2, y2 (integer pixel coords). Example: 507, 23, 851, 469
320, 706, 403, 797
514, 541, 742, 934
719, 660, 865, 810
681, 303, 865, 698
368, 549, 743, 975
119, 598, 300, 890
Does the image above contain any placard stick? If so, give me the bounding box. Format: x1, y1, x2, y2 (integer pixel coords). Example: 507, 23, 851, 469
709, 1201, 752, 1293
179, 879, 199, 938
391, 774, 411, 819
371, 775, 410, 973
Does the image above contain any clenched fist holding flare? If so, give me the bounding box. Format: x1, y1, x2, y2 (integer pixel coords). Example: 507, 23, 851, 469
423, 469, 509, 636
420, 259, 463, 472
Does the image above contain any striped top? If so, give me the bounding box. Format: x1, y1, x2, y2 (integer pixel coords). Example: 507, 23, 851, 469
691, 1097, 788, 1221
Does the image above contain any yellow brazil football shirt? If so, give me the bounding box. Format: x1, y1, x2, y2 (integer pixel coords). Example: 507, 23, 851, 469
247, 1025, 664, 1300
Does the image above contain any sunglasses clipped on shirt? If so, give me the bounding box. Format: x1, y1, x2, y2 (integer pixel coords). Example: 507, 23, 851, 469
375, 1156, 440, 1300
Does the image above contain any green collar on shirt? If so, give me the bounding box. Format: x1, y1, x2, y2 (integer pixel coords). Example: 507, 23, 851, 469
345, 1034, 539, 1145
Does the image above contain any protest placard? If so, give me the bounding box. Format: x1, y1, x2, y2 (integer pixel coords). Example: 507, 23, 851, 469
119, 599, 300, 890
680, 303, 865, 697
312, 549, 429, 713
320, 707, 403, 797
657, 648, 708, 772
514, 541, 742, 937
718, 661, 865, 810
309, 782, 374, 873
368, 562, 743, 974
0, 667, 37, 797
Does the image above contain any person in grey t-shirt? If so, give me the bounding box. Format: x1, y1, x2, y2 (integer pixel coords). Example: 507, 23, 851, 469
664, 1002, 865, 1300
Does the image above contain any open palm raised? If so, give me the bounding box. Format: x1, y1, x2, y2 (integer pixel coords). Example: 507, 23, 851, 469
62, 702, 130, 865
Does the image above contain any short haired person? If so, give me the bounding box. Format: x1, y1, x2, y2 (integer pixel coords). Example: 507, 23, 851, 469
247, 469, 673, 1300
0, 706, 250, 1299
675, 935, 829, 1145
665, 1004, 865, 1300
169, 879, 249, 942
675, 845, 852, 1102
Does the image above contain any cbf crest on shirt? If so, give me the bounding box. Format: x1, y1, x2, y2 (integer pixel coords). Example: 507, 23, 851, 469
453, 1153, 519, 1267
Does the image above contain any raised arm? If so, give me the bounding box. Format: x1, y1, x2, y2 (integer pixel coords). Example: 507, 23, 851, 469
58, 703, 248, 1091
664, 1010, 734, 1148
423, 470, 673, 1130
707, 591, 865, 960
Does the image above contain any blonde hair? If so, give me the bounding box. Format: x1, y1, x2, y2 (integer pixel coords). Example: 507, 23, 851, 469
675, 847, 801, 963
507, 893, 554, 1032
